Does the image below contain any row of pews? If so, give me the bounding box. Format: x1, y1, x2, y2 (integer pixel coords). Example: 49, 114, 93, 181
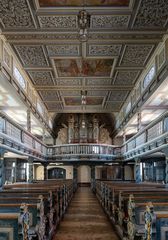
0, 179, 77, 240
92, 180, 168, 240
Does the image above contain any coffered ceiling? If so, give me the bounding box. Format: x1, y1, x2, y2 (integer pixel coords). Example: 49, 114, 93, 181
0, 0, 168, 115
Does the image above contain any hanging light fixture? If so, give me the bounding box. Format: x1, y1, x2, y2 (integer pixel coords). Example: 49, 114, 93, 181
81, 90, 87, 105
78, 9, 90, 42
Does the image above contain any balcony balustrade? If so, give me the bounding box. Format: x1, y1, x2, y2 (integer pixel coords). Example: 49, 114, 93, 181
1, 110, 168, 162
0, 112, 120, 161
123, 111, 168, 160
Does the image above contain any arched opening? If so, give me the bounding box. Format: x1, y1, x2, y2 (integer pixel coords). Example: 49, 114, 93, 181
48, 167, 66, 179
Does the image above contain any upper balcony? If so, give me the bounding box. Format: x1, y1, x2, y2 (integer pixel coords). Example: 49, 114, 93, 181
1, 109, 168, 162
0, 111, 120, 161
122, 111, 168, 160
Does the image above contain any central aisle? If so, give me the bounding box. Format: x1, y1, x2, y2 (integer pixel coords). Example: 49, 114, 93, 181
53, 187, 119, 240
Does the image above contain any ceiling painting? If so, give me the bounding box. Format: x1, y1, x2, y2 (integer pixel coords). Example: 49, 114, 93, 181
55, 59, 113, 77
0, 0, 167, 115
38, 0, 130, 7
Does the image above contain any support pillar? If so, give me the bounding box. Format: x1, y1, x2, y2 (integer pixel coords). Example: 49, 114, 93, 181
137, 111, 142, 132
160, 149, 168, 184
165, 157, 168, 184
0, 149, 6, 188
28, 157, 34, 183
91, 165, 96, 192
43, 163, 48, 180
91, 165, 96, 180
73, 165, 78, 191
121, 164, 125, 181
73, 165, 78, 180
135, 159, 142, 183
27, 109, 31, 132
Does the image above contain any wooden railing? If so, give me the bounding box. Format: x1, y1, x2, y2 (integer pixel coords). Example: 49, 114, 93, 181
47, 144, 120, 160
123, 111, 168, 160
1, 109, 168, 162
0, 111, 47, 160
0, 112, 120, 161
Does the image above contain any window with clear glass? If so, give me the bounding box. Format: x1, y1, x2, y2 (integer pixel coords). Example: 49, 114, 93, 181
13, 66, 26, 89
143, 65, 155, 89
37, 101, 43, 115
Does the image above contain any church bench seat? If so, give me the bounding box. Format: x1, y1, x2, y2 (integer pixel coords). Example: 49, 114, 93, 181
94, 180, 168, 239
0, 180, 75, 239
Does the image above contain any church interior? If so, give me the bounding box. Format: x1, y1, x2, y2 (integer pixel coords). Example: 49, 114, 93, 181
0, 0, 168, 239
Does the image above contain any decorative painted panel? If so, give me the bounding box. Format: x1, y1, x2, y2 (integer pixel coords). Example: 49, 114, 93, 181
38, 91, 59, 101
45, 102, 62, 111
0, 0, 35, 28
47, 45, 80, 56
28, 71, 54, 85
133, 0, 168, 29
5, 33, 79, 41
86, 78, 111, 85
3, 48, 11, 69
158, 48, 165, 70
55, 59, 113, 77
114, 70, 139, 85
88, 44, 122, 56
38, 16, 77, 29
56, 78, 82, 86
109, 91, 128, 101
91, 15, 130, 29
60, 90, 80, 96
15, 46, 48, 67
39, 0, 130, 7
87, 90, 107, 96
120, 45, 154, 66
106, 102, 122, 109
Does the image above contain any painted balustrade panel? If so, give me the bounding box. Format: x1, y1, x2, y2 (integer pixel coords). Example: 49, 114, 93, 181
6, 121, 21, 142
48, 144, 115, 157
0, 116, 5, 133
136, 132, 146, 146
22, 132, 33, 148
164, 117, 168, 132
127, 139, 136, 151
34, 140, 42, 152
147, 121, 163, 142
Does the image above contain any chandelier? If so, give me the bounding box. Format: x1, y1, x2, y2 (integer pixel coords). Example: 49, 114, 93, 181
78, 10, 90, 42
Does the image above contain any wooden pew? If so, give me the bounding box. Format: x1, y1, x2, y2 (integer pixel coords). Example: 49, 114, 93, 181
0, 180, 75, 240
94, 180, 168, 240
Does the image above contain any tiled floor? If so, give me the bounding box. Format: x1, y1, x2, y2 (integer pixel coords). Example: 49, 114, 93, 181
53, 187, 119, 240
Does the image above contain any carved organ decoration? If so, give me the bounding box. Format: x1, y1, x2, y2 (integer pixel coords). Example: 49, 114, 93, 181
99, 127, 112, 144
68, 114, 75, 143
56, 128, 68, 145
55, 114, 112, 144
93, 115, 99, 143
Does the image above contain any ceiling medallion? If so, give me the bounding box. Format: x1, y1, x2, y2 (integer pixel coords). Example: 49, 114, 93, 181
78, 10, 90, 42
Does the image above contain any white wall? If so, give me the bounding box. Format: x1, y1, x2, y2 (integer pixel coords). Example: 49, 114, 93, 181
77, 165, 91, 183
35, 165, 44, 180
125, 165, 134, 180
35, 165, 73, 180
